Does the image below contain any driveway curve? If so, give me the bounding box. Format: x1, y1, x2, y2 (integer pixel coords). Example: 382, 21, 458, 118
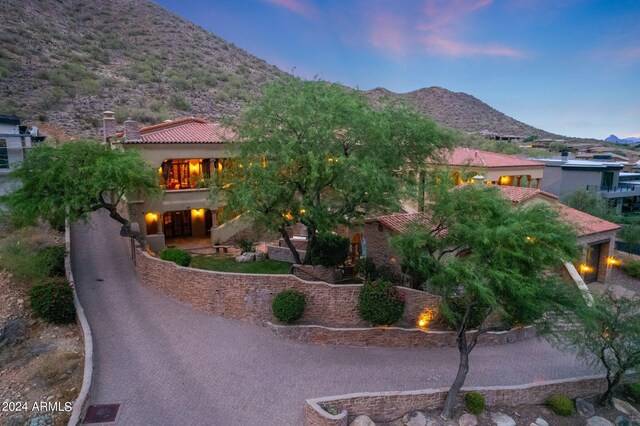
72, 210, 596, 426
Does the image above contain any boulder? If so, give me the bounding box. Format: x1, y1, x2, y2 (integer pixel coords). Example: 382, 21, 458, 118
534, 418, 549, 426
613, 398, 640, 421
587, 416, 614, 426
350, 415, 376, 426
576, 397, 596, 417
0, 318, 26, 348
403, 410, 427, 426
255, 252, 266, 261
490, 412, 516, 426
235, 252, 256, 262
458, 413, 477, 426
616, 414, 640, 426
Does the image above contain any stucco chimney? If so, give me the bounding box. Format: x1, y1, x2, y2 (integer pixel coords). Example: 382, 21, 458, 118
103, 111, 116, 145
123, 117, 142, 142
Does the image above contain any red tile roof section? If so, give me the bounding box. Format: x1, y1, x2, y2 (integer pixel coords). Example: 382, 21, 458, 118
375, 186, 619, 238
554, 204, 620, 236
118, 117, 236, 143
439, 147, 544, 168
496, 186, 558, 203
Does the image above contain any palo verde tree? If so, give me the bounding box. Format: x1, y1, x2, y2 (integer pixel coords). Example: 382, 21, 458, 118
391, 182, 581, 419
219, 78, 453, 264
547, 290, 640, 406
1, 141, 159, 247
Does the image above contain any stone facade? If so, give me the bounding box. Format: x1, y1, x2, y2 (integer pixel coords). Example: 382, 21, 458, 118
134, 249, 439, 329
305, 374, 640, 426
267, 323, 536, 348
267, 245, 308, 263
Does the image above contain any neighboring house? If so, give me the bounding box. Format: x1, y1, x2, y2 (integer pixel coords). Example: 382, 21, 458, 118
0, 114, 46, 175
104, 112, 238, 252
363, 186, 619, 284
537, 152, 639, 213
433, 147, 545, 188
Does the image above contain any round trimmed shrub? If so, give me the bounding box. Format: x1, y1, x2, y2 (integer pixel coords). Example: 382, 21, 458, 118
272, 290, 306, 323
465, 391, 486, 414
29, 281, 76, 324
160, 247, 192, 266
358, 279, 405, 326
546, 394, 574, 416
308, 233, 350, 267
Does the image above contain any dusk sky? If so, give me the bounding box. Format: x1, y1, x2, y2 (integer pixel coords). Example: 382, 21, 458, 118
154, 0, 640, 140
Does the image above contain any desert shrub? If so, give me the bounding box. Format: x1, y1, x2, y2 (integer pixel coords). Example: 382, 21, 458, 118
358, 279, 405, 326
238, 240, 255, 253
160, 248, 191, 266
624, 259, 640, 279
627, 383, 640, 401
272, 290, 306, 323
29, 281, 76, 324
36, 246, 66, 277
170, 94, 191, 111
546, 395, 574, 416
465, 391, 486, 414
308, 233, 350, 267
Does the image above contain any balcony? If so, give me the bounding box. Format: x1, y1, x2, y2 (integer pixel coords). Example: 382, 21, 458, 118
598, 185, 640, 199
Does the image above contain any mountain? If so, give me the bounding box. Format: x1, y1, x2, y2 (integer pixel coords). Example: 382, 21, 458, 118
604, 135, 640, 144
0, 0, 286, 138
365, 87, 560, 139
2, 0, 570, 141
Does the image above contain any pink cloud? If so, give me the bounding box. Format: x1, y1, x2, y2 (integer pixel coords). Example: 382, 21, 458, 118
261, 0, 318, 18
423, 36, 526, 58
369, 13, 409, 56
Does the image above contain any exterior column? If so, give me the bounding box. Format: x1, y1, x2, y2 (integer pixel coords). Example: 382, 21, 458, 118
615, 199, 623, 214
535, 178, 541, 189
516, 175, 522, 187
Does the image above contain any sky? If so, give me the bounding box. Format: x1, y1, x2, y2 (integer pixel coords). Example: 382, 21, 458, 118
153, 0, 640, 140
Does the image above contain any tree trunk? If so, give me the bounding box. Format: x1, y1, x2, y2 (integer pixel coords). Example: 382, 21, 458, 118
442, 338, 471, 419
598, 370, 622, 406
279, 227, 302, 265
303, 225, 317, 265
102, 203, 147, 250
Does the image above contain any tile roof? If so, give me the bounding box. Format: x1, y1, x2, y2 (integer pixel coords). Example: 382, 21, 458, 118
373, 213, 443, 235
438, 147, 544, 168
118, 117, 236, 143
496, 186, 558, 203
554, 204, 620, 236
374, 186, 619, 238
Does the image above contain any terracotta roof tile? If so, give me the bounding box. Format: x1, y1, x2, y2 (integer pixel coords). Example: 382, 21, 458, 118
118, 117, 236, 144
496, 186, 558, 203
438, 147, 544, 168
554, 204, 620, 236
373, 213, 443, 235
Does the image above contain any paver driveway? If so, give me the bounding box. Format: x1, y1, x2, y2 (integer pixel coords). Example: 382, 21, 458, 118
72, 211, 596, 426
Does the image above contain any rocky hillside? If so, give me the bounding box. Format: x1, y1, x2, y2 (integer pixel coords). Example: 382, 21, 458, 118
0, 0, 286, 138
1, 0, 570, 141
366, 87, 560, 139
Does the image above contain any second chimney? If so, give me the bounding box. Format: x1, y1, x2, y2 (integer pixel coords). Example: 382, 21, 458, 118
123, 117, 142, 142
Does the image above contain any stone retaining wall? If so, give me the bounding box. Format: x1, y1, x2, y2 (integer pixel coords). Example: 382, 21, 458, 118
134, 249, 439, 328
267, 323, 536, 348
305, 374, 640, 426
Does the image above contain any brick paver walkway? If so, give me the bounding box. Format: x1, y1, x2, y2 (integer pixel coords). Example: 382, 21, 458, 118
72, 211, 596, 426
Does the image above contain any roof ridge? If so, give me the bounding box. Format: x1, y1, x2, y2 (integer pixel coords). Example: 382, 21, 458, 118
139, 117, 207, 134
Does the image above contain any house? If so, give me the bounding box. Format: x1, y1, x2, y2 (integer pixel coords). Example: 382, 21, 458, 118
537, 152, 640, 213
362, 186, 619, 284
433, 147, 545, 188
0, 114, 46, 175
104, 112, 239, 252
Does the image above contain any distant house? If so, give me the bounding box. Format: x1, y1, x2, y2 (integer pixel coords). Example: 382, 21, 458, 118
537, 152, 640, 213
104, 112, 239, 252
0, 114, 46, 175
432, 147, 545, 188
362, 186, 619, 284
